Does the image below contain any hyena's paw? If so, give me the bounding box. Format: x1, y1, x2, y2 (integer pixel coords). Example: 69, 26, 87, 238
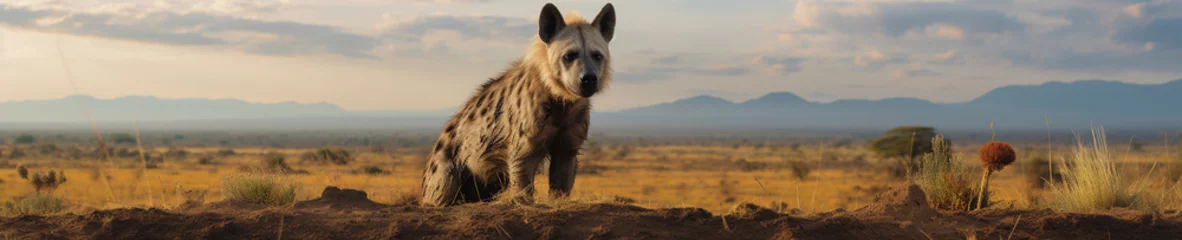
499, 190, 536, 206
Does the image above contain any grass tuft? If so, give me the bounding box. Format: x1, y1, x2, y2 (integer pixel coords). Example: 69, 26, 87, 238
222, 173, 299, 206
914, 134, 989, 211
1049, 127, 1153, 211
2, 194, 68, 217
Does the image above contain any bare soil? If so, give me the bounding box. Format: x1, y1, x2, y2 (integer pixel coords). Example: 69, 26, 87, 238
3, 185, 1180, 240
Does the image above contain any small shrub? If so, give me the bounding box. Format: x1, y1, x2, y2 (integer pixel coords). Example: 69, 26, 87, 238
197, 155, 217, 165
301, 148, 354, 165
616, 145, 633, 160
870, 126, 942, 178
360, 166, 388, 175
38, 144, 58, 155
1021, 156, 1064, 189
1050, 127, 1152, 211
215, 149, 237, 157
221, 173, 299, 206
253, 153, 296, 173
14, 134, 35, 144
914, 134, 989, 211
109, 133, 137, 145
165, 148, 189, 160
734, 158, 767, 172
176, 184, 208, 205
787, 160, 812, 181
17, 166, 69, 194
8, 148, 25, 159
2, 194, 67, 217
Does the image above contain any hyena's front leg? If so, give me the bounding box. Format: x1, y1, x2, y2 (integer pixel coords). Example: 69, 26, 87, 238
548, 148, 578, 198
549, 114, 589, 198
507, 154, 543, 204
421, 158, 462, 207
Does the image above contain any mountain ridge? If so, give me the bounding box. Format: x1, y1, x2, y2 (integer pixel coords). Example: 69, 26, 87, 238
3, 79, 1180, 129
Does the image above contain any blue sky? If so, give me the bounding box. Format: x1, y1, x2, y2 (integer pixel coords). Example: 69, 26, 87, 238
1, 0, 1180, 111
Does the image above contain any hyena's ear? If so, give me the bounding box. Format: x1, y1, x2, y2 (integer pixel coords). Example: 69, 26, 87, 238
592, 3, 616, 42
538, 3, 566, 44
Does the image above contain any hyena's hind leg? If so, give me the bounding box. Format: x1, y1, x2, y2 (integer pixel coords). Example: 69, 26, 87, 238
421, 159, 464, 207
458, 170, 508, 203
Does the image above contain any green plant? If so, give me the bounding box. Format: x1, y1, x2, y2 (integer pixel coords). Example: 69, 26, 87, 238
1050, 127, 1153, 211
914, 134, 989, 211
109, 133, 136, 144
222, 173, 299, 206
14, 134, 35, 144
2, 194, 67, 217
870, 126, 942, 178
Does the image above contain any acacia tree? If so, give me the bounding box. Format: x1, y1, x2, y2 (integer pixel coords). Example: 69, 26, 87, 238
870, 126, 944, 178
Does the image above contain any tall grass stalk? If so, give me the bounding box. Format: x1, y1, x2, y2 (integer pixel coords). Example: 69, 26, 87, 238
56, 38, 119, 203
1050, 126, 1152, 211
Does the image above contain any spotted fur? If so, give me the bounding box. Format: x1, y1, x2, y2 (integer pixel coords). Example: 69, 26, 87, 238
420, 3, 616, 206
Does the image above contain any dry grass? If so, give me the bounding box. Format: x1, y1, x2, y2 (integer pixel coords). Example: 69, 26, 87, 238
1049, 127, 1154, 211
221, 173, 299, 206
914, 134, 988, 211
2, 194, 67, 217
0, 139, 1178, 215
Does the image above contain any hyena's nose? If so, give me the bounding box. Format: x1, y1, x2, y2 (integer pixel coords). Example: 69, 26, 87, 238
580, 74, 598, 86
579, 74, 598, 97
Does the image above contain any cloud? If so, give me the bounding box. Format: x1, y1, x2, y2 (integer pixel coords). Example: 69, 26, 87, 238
651, 55, 681, 64
853, 50, 908, 68
614, 65, 752, 83
793, 1, 1025, 39
750, 56, 805, 74
402, 0, 494, 3
1115, 18, 1182, 51
378, 15, 533, 42
1003, 47, 1182, 72
0, 3, 380, 58
892, 68, 942, 79
374, 14, 534, 57
929, 50, 963, 64
180, 0, 288, 16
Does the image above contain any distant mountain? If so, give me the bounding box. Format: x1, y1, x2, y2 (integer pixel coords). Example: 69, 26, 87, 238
963, 80, 1182, 114
3, 79, 1181, 130
600, 79, 1182, 129
0, 95, 348, 122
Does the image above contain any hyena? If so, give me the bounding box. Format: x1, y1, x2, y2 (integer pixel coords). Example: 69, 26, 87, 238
420, 3, 616, 206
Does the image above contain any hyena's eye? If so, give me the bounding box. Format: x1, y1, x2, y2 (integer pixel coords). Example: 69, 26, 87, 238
562, 52, 579, 62
591, 52, 604, 61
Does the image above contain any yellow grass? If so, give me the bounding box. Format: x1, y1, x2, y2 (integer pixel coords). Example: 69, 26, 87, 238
0, 142, 1177, 214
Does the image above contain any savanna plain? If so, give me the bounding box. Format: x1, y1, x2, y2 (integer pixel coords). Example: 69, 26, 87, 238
1, 127, 1181, 239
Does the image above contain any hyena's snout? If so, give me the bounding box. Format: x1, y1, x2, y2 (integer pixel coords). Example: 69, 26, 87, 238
579, 73, 598, 97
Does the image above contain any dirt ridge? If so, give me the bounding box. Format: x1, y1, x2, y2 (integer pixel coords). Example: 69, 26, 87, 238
2, 185, 1180, 240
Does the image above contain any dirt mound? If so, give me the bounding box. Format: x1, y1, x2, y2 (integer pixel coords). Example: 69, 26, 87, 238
2, 185, 1179, 240
848, 183, 938, 220
294, 186, 386, 211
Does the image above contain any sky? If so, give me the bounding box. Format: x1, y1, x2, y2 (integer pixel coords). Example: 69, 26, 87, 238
1, 0, 1180, 111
